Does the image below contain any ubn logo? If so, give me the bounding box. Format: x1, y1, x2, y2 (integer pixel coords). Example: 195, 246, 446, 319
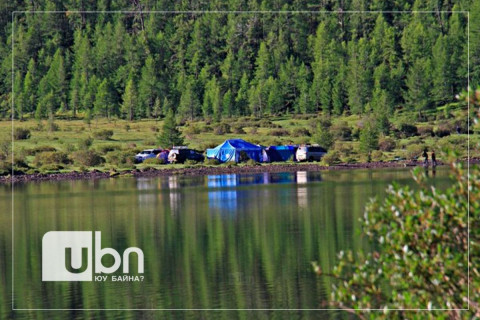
42, 231, 144, 281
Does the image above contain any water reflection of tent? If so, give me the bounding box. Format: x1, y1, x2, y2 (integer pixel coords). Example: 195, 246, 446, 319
207, 172, 324, 213
206, 139, 264, 163
208, 175, 239, 213
265, 146, 297, 162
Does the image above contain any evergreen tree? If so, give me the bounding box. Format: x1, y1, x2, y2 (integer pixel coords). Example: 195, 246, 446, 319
254, 42, 272, 82
22, 59, 36, 115
121, 78, 137, 121
153, 97, 162, 120
405, 58, 432, 112
359, 120, 379, 156
248, 81, 266, 117
14, 71, 24, 120
178, 79, 200, 120
431, 35, 452, 106
332, 63, 348, 116
348, 38, 372, 114
94, 79, 115, 118
447, 8, 467, 94
138, 55, 159, 118
471, 1, 480, 87
235, 73, 249, 116
157, 110, 184, 148
0, 6, 471, 121
312, 117, 334, 150
222, 89, 233, 117
203, 77, 221, 119
265, 77, 283, 115
311, 22, 337, 113
295, 63, 311, 114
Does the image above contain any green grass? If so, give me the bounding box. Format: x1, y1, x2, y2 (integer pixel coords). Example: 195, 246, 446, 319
0, 111, 477, 176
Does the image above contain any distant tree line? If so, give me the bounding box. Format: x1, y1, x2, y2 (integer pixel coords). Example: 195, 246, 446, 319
1, 0, 479, 121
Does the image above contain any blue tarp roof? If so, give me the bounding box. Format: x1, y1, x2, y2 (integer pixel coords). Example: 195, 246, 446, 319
222, 139, 262, 150
206, 139, 263, 163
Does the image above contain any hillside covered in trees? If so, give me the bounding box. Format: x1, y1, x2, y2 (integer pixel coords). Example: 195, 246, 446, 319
1, 0, 479, 121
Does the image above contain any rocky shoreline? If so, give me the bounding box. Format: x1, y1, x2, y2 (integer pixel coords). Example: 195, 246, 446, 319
2, 159, 474, 184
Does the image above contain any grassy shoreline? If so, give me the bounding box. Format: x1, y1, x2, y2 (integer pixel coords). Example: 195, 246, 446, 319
4, 158, 475, 184
1, 113, 476, 181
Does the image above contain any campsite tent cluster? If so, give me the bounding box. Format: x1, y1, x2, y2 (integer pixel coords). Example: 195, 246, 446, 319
206, 139, 297, 163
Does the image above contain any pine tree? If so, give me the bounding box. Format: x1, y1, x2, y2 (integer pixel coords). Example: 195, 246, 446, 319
235, 73, 249, 116
203, 77, 221, 119
447, 9, 467, 93
347, 38, 372, 114
138, 55, 159, 118
294, 62, 311, 114
401, 21, 432, 64
14, 71, 24, 120
312, 117, 333, 150
248, 81, 266, 117
405, 58, 432, 112
222, 89, 233, 117
157, 110, 184, 148
431, 35, 451, 106
22, 59, 36, 115
94, 79, 115, 118
254, 42, 271, 82
332, 63, 347, 115
471, 1, 480, 87
265, 77, 283, 115
311, 22, 337, 113
121, 78, 137, 121
359, 119, 379, 156
278, 56, 299, 114
153, 97, 162, 120
178, 79, 200, 120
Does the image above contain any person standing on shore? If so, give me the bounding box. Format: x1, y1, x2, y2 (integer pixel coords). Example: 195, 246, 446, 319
423, 149, 429, 166
431, 150, 437, 167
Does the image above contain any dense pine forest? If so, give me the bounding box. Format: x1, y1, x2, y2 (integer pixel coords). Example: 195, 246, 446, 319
1, 0, 479, 122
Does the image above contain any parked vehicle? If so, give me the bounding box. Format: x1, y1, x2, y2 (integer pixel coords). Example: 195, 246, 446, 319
296, 145, 327, 162
168, 147, 205, 163
134, 149, 163, 163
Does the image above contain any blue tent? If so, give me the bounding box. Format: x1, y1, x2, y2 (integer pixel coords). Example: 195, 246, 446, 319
265, 146, 297, 162
206, 139, 264, 163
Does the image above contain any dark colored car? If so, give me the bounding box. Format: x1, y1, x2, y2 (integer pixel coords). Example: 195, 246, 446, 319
168, 147, 205, 163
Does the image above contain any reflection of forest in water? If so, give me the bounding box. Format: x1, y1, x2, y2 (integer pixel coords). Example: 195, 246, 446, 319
0, 168, 451, 318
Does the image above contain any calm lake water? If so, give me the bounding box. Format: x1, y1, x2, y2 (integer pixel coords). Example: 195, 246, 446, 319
0, 167, 451, 319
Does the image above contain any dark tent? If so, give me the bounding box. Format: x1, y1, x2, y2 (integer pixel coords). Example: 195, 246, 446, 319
265, 146, 297, 162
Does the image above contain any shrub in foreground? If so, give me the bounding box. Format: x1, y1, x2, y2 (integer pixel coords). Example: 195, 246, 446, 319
317, 162, 477, 317
318, 88, 480, 318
